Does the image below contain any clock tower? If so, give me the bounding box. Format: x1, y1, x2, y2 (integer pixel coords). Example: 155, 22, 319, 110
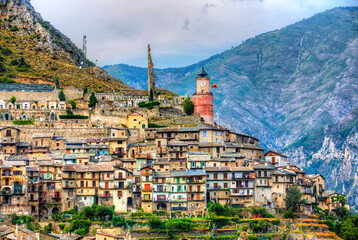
193, 67, 214, 125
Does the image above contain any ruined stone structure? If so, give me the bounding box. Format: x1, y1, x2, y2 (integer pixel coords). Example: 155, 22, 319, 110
147, 44, 156, 101
193, 67, 214, 125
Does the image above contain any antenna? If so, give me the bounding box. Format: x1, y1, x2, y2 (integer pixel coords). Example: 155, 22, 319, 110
82, 34, 87, 69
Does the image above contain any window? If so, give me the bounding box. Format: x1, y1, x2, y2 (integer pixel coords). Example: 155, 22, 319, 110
6, 130, 11, 137
201, 131, 208, 137
133, 119, 137, 121
203, 138, 207, 143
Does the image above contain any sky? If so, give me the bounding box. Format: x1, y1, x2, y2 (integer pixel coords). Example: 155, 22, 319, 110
30, 0, 357, 68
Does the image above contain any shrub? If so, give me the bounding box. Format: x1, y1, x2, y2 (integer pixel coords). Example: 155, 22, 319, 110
74, 228, 87, 236
248, 235, 259, 240
43, 223, 52, 234
59, 115, 88, 119
148, 123, 167, 128
10, 26, 19, 31
284, 209, 294, 219
138, 101, 160, 109
59, 89, 66, 101
68, 99, 76, 109
148, 216, 165, 229
112, 216, 126, 227
59, 224, 66, 231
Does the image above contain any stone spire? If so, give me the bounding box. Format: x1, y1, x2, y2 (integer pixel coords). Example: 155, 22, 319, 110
148, 44, 156, 101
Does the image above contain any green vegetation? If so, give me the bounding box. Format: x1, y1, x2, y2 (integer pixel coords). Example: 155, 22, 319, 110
313, 198, 357, 239
68, 99, 76, 109
59, 89, 66, 101
9, 96, 16, 104
138, 101, 160, 110
208, 202, 243, 218
88, 92, 98, 108
284, 186, 304, 212
83, 87, 88, 96
14, 57, 30, 72
183, 96, 194, 115
13, 120, 34, 125
59, 114, 88, 119
283, 209, 294, 219
55, 77, 60, 88
148, 123, 168, 128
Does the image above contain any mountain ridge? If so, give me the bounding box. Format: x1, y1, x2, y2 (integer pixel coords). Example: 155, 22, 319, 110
103, 6, 358, 211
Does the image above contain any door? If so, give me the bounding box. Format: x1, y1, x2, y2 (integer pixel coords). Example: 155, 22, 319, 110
105, 182, 109, 189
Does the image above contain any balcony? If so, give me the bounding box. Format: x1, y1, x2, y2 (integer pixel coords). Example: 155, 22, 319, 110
142, 187, 152, 192
113, 151, 126, 156
52, 194, 61, 199
172, 206, 188, 211
187, 179, 205, 184
188, 196, 203, 201
29, 197, 39, 202
171, 198, 187, 202
154, 196, 169, 202
100, 193, 112, 197
63, 183, 76, 188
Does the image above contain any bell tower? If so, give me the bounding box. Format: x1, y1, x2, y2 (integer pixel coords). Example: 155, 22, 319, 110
193, 67, 214, 125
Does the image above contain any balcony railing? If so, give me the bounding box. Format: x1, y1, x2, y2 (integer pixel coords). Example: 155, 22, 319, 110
171, 198, 187, 202
154, 196, 169, 202
172, 206, 188, 211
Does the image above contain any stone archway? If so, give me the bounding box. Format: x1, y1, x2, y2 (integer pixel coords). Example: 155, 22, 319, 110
21, 113, 27, 120
52, 207, 60, 215
3, 112, 11, 121
157, 202, 167, 211
40, 207, 49, 219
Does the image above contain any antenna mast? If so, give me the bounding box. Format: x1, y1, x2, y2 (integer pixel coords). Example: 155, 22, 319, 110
82, 34, 87, 68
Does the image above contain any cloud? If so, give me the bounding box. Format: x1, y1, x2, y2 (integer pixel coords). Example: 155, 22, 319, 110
182, 19, 190, 30
30, 0, 357, 68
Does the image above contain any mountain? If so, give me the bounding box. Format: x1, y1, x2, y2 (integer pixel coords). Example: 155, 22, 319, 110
0, 0, 130, 91
103, 7, 358, 211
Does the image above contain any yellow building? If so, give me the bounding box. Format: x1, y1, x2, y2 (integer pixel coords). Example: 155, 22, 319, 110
127, 112, 148, 129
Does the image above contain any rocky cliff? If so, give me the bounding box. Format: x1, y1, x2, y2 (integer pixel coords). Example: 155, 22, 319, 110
0, 0, 131, 91
104, 7, 358, 211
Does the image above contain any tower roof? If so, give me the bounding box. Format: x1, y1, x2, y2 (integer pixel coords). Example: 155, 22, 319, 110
198, 67, 208, 77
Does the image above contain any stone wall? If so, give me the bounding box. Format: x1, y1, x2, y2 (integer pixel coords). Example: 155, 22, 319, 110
12, 127, 109, 142
0, 91, 58, 101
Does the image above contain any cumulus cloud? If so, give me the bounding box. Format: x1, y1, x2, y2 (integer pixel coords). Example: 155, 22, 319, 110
30, 0, 357, 68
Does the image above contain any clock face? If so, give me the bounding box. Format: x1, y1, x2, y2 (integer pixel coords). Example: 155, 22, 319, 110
200, 80, 206, 87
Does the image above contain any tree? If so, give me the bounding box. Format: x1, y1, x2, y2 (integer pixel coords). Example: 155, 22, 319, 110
9, 96, 16, 104
284, 186, 304, 212
341, 214, 358, 240
55, 77, 60, 88
68, 99, 76, 109
284, 209, 294, 219
88, 92, 98, 108
183, 96, 194, 115
59, 89, 66, 101
83, 87, 88, 97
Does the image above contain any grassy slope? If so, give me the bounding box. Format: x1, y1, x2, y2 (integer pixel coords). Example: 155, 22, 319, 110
0, 1, 130, 92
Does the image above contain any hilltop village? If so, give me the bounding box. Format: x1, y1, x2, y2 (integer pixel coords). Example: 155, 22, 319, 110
0, 47, 350, 239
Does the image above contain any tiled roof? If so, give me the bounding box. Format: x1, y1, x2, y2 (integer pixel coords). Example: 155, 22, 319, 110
32, 133, 54, 138
205, 167, 231, 172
